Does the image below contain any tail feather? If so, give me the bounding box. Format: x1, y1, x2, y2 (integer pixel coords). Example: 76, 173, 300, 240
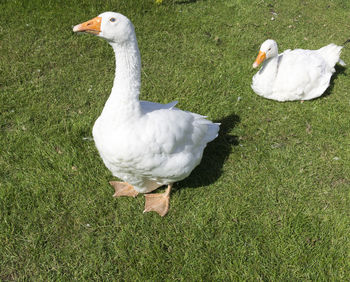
204, 122, 220, 144
338, 59, 346, 67
318, 44, 344, 68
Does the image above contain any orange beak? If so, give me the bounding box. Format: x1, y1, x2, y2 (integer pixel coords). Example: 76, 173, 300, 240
252, 51, 266, 68
73, 16, 102, 35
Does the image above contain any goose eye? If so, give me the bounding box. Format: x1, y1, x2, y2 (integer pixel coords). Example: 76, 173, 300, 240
110, 18, 116, 22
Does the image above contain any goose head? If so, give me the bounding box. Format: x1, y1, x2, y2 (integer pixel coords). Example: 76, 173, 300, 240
73, 12, 135, 45
252, 39, 278, 68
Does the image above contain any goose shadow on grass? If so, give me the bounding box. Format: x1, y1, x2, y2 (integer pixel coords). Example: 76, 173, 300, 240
322, 64, 346, 98
175, 0, 197, 4
177, 113, 240, 190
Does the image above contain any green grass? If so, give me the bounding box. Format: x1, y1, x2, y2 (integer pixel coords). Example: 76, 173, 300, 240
1, 0, 350, 280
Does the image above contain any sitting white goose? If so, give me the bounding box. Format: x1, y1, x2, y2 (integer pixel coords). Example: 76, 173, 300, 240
73, 12, 220, 216
251, 39, 345, 101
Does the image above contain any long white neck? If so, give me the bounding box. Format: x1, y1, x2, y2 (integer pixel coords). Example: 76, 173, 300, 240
261, 55, 279, 79
100, 37, 142, 121
256, 55, 279, 91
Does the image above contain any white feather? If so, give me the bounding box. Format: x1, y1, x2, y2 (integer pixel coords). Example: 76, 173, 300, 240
252, 39, 344, 101
88, 12, 219, 193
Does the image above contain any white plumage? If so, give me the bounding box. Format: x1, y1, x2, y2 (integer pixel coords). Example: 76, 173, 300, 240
93, 99, 219, 194
73, 12, 219, 215
251, 39, 345, 101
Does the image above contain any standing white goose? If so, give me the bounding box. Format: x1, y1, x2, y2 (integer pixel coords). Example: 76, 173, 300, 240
251, 39, 345, 101
73, 12, 220, 216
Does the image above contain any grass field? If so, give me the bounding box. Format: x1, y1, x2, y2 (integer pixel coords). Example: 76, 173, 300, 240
1, 0, 350, 280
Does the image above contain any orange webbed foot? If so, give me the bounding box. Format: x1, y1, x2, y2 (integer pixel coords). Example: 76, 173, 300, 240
109, 181, 139, 198
143, 184, 172, 217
